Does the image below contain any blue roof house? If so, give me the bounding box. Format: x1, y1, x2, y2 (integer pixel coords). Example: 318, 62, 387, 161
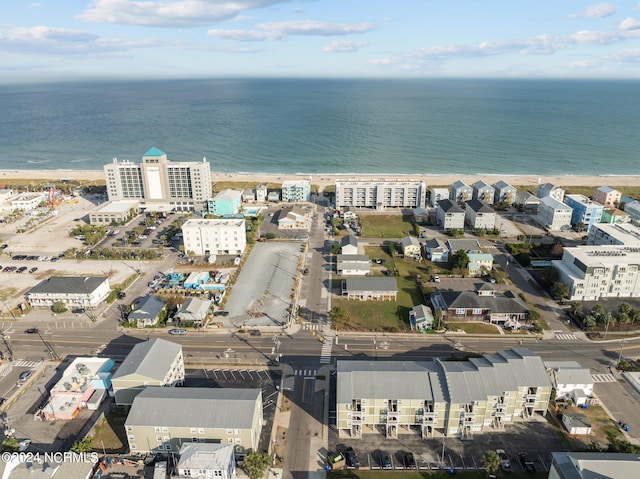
564, 194, 604, 232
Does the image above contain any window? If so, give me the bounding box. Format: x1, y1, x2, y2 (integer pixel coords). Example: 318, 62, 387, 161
472, 308, 482, 315
154, 427, 161, 433
198, 428, 205, 434
158, 445, 164, 450
127, 435, 135, 441
166, 444, 171, 450
162, 427, 169, 433
235, 438, 242, 444
227, 438, 234, 444
126, 426, 133, 432
226, 429, 233, 435
156, 436, 162, 441
130, 444, 137, 450
455, 308, 466, 315
190, 428, 198, 434
234, 429, 240, 435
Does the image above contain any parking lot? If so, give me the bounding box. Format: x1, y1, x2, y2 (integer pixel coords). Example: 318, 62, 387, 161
329, 418, 560, 472
184, 367, 281, 452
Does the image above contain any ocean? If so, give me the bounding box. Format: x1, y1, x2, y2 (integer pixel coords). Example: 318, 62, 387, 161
0, 78, 638, 175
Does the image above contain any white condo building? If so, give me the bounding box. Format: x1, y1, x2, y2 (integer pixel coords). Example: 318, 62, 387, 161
335, 180, 426, 209
587, 223, 640, 247
182, 218, 247, 256
281, 180, 311, 202
104, 147, 211, 211
553, 246, 640, 300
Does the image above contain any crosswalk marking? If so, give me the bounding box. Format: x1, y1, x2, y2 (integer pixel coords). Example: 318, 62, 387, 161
294, 369, 317, 377
320, 333, 334, 364
306, 323, 321, 331
592, 373, 617, 383
555, 333, 577, 341
12, 360, 41, 368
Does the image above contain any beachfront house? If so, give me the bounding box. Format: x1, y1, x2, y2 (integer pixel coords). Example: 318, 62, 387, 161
538, 183, 565, 203
600, 208, 629, 224
493, 180, 517, 205
281, 180, 311, 202
514, 191, 541, 213
593, 186, 621, 208
564, 194, 604, 232
472, 180, 495, 205
450, 180, 473, 204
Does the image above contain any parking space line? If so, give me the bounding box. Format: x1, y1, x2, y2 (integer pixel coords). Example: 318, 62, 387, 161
203, 369, 209, 379
238, 370, 245, 380
221, 370, 227, 380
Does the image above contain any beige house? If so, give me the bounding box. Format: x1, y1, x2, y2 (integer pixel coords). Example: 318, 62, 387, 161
111, 338, 185, 405
337, 348, 551, 439
278, 205, 311, 229
401, 236, 421, 259
89, 199, 140, 226
341, 277, 398, 301
593, 186, 621, 208
125, 388, 263, 453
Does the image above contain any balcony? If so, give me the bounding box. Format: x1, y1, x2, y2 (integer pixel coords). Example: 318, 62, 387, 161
351, 415, 363, 425
524, 393, 538, 400
386, 414, 399, 424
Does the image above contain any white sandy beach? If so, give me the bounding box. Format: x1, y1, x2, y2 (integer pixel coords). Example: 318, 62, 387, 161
1, 169, 640, 190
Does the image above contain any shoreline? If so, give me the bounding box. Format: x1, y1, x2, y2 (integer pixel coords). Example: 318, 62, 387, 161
2, 169, 640, 191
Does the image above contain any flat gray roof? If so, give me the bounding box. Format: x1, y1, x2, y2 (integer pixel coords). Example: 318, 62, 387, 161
337, 348, 550, 405
28, 276, 108, 295
126, 388, 260, 430
550, 452, 640, 479
344, 277, 398, 292
113, 338, 181, 381
336, 254, 370, 262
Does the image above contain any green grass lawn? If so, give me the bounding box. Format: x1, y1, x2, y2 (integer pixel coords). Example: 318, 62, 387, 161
333, 247, 431, 331
359, 214, 416, 239
446, 322, 501, 334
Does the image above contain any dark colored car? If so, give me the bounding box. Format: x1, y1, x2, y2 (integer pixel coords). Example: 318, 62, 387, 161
16, 266, 27, 273
24, 328, 39, 334
403, 452, 416, 469
344, 447, 360, 468
249, 330, 261, 336
380, 452, 392, 469
19, 370, 32, 381
0, 244, 7, 249
518, 452, 535, 473
213, 311, 229, 317
29, 267, 38, 273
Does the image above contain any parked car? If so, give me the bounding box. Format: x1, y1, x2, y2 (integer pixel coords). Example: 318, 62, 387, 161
18, 439, 31, 452
344, 447, 359, 468
380, 451, 392, 469
496, 449, 511, 472
0, 244, 7, 249
403, 452, 416, 469
29, 267, 38, 273
249, 330, 261, 337
16, 266, 27, 273
168, 328, 187, 336
213, 311, 229, 317
518, 452, 535, 473
431, 274, 440, 283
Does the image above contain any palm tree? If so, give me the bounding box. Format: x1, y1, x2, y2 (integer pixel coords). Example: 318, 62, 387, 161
482, 450, 501, 475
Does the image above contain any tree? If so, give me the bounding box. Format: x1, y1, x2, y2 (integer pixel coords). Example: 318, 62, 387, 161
550, 281, 569, 301
2, 438, 19, 452
570, 301, 583, 317
387, 242, 397, 256
451, 250, 469, 270
243, 451, 271, 479
530, 321, 543, 334
592, 303, 605, 317
482, 450, 501, 475
52, 301, 68, 314
618, 303, 632, 316
527, 309, 541, 322
583, 314, 596, 331
328, 306, 349, 326
70, 436, 94, 453
330, 242, 341, 255
265, 232, 276, 240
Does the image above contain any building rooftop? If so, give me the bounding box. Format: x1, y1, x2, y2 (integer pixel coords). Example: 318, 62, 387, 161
493, 180, 514, 189
177, 443, 235, 472
144, 147, 166, 157
437, 198, 464, 213
465, 199, 495, 213
213, 189, 242, 201
336, 254, 370, 262
92, 200, 140, 214
113, 338, 181, 382
126, 388, 260, 430
446, 239, 481, 252
562, 245, 640, 267
27, 276, 108, 295
128, 295, 166, 321
550, 452, 640, 479
340, 234, 358, 248
451, 180, 470, 189
344, 277, 398, 292
565, 194, 604, 207
540, 196, 571, 210
435, 290, 528, 315
183, 218, 245, 228
596, 186, 620, 194
50, 357, 113, 395
401, 236, 420, 248
589, 223, 640, 246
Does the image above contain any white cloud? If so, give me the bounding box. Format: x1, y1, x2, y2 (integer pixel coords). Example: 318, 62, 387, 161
569, 30, 623, 44
620, 17, 640, 31
569, 2, 615, 18
323, 40, 368, 53
0, 26, 157, 55
208, 19, 375, 41
78, 0, 288, 27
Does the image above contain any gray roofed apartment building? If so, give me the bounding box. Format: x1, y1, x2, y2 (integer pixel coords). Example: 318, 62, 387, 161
337, 348, 551, 439
436, 199, 465, 230
125, 388, 263, 453
472, 180, 495, 205
342, 277, 398, 301
493, 180, 517, 205
336, 254, 371, 276
549, 452, 640, 479
26, 276, 111, 308
464, 199, 496, 230
112, 338, 185, 405
450, 180, 473, 204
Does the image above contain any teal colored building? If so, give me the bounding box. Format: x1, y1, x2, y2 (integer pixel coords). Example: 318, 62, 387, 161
208, 189, 242, 216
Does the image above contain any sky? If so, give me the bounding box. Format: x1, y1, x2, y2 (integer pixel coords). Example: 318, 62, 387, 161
2, 1, 640, 81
